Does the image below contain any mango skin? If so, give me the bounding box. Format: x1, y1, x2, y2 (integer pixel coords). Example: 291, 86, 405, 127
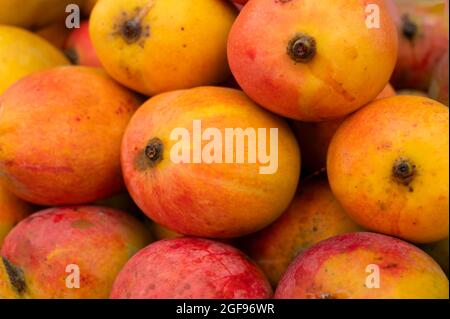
275, 232, 449, 299
241, 177, 362, 286
90, 0, 237, 96
0, 0, 85, 28
328, 96, 449, 243
0, 25, 69, 95
1, 206, 152, 299
111, 238, 272, 299
0, 66, 140, 206
0, 183, 33, 248
228, 0, 398, 121
0, 252, 19, 299
121, 87, 300, 238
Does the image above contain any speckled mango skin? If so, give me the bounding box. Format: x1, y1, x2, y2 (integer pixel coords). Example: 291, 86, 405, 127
275, 232, 449, 299
242, 177, 362, 286
327, 96, 449, 243
90, 0, 237, 96
227, 0, 398, 121
110, 237, 272, 299
0, 183, 33, 248
121, 87, 300, 238
0, 25, 69, 95
1, 206, 152, 299
0, 66, 140, 206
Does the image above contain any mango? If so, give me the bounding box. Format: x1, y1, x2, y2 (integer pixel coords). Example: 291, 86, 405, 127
328, 96, 449, 243
0, 66, 140, 206
227, 0, 398, 121
1, 206, 151, 298
111, 238, 272, 298
121, 87, 300, 238
0, 259, 18, 299
0, 25, 69, 95
90, 0, 237, 96
275, 232, 449, 299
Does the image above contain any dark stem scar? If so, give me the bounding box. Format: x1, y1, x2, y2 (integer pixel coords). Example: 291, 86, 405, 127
401, 14, 418, 41
64, 48, 79, 65
287, 33, 317, 63
134, 137, 164, 171
392, 157, 416, 186
113, 3, 154, 45
121, 20, 143, 44
2, 256, 26, 295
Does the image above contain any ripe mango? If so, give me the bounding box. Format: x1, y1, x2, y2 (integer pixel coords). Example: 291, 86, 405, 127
121, 87, 300, 238
0, 25, 69, 95
275, 232, 449, 299
228, 0, 398, 121
111, 238, 272, 298
328, 96, 449, 243
1, 206, 152, 298
90, 0, 237, 96
0, 66, 140, 206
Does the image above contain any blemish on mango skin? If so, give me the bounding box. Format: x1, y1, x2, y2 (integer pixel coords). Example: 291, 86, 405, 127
112, 5, 153, 47
71, 219, 94, 229
2, 257, 26, 295
401, 14, 418, 42
3, 160, 74, 174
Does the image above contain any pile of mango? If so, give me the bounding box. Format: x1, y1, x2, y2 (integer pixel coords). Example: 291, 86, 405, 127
0, 0, 448, 299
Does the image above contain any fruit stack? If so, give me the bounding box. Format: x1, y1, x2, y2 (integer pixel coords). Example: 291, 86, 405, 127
0, 0, 448, 299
